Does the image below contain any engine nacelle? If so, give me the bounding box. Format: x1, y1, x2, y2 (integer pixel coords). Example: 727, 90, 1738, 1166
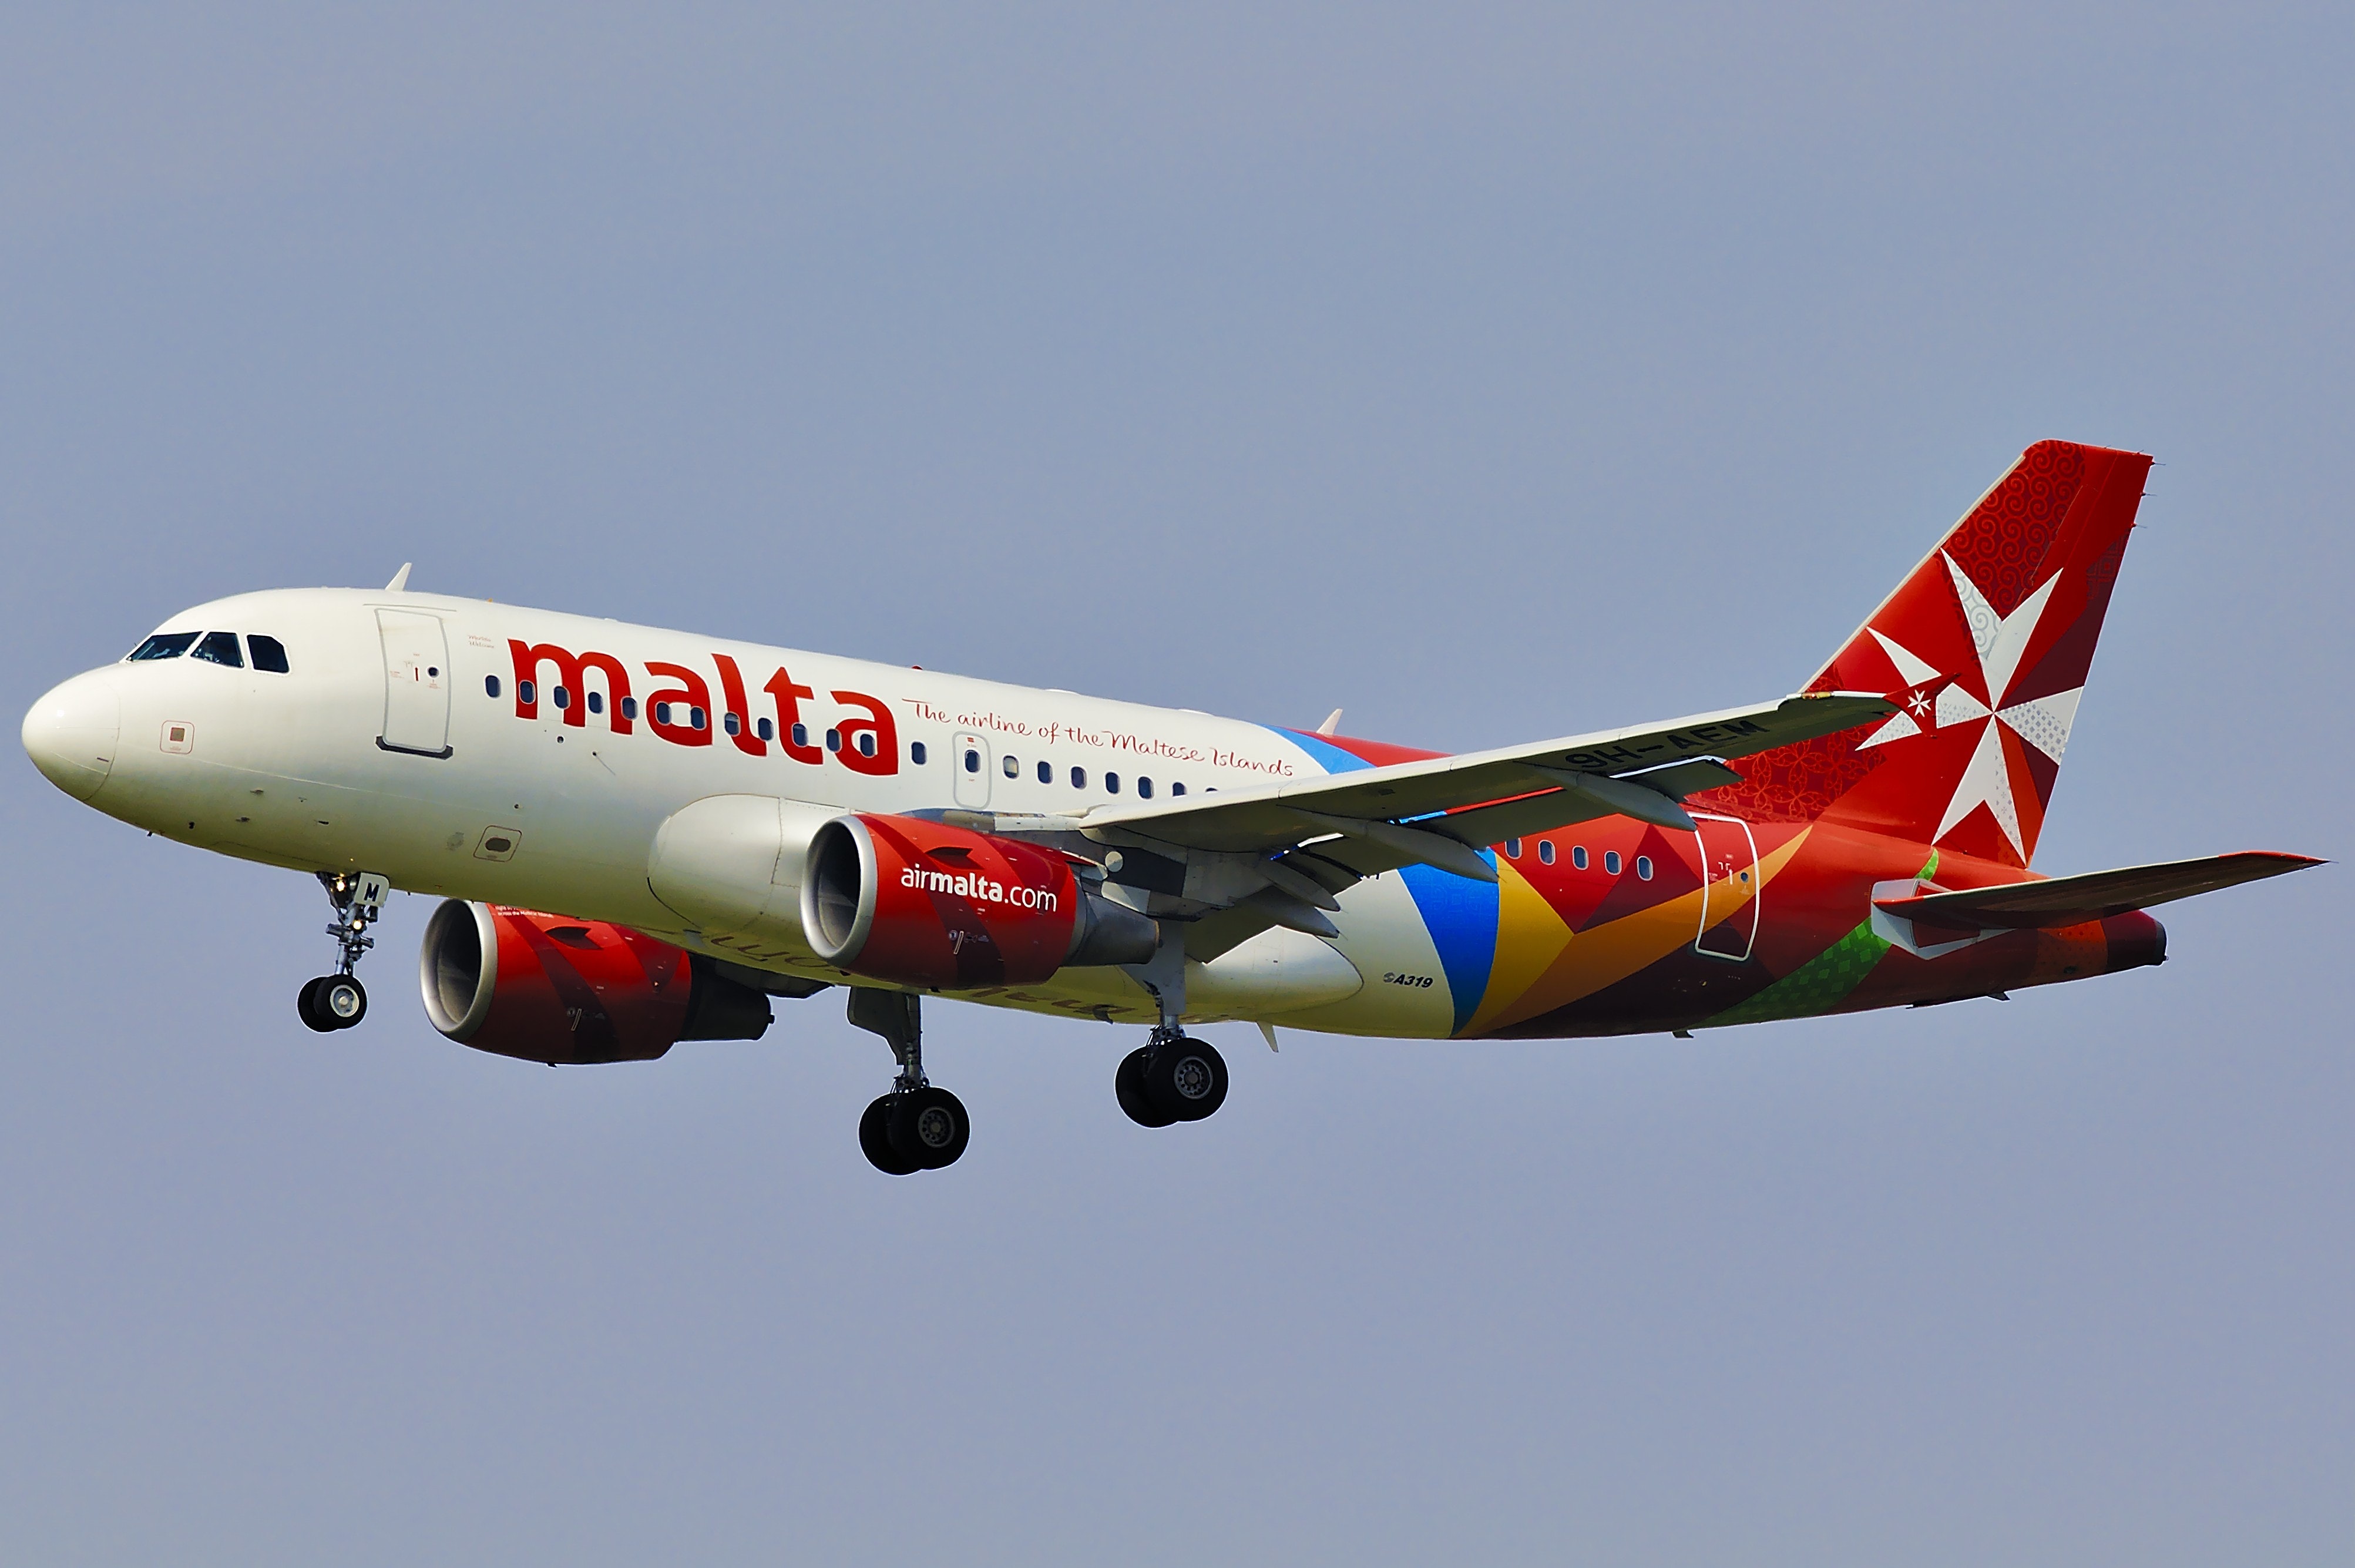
802, 814, 1157, 988
419, 901, 773, 1065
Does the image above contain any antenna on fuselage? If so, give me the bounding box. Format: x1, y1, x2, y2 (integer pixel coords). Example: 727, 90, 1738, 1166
384, 563, 412, 592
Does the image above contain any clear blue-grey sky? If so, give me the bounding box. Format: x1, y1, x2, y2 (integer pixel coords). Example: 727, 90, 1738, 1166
4, 6, 2347, 1564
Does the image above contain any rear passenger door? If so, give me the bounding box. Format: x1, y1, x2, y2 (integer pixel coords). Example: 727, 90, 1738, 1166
377, 609, 452, 757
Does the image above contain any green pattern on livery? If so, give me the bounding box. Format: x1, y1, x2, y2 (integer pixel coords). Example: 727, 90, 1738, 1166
1701, 854, 1929, 1029
1703, 920, 1890, 1027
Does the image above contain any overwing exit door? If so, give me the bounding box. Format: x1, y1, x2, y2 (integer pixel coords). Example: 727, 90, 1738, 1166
952, 731, 991, 808
1692, 812, 1760, 961
377, 609, 452, 758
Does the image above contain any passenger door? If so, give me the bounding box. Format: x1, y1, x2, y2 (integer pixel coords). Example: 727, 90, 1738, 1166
377, 609, 452, 757
1692, 812, 1760, 961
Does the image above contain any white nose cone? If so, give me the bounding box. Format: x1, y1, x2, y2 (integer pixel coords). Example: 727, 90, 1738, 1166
22, 670, 121, 802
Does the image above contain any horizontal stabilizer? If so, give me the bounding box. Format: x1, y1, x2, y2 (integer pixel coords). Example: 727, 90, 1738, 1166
1874, 851, 2322, 931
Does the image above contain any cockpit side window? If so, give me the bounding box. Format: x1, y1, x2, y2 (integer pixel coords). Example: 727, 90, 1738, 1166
247, 634, 290, 673
127, 632, 199, 662
192, 630, 245, 667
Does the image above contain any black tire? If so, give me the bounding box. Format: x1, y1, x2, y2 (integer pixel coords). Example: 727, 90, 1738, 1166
1116, 1047, 1177, 1128
889, 1086, 970, 1170
320, 974, 367, 1029
1144, 1035, 1228, 1122
297, 976, 337, 1033
861, 1095, 921, 1176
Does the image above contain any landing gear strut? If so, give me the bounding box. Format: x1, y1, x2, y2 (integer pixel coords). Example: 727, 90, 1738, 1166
849, 988, 969, 1175
297, 870, 388, 1033
1115, 919, 1229, 1127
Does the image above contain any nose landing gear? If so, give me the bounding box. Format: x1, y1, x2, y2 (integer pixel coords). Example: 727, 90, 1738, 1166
298, 871, 389, 1033
849, 988, 970, 1174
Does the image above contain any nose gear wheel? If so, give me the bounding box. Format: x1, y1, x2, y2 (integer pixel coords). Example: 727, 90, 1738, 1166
297, 871, 388, 1033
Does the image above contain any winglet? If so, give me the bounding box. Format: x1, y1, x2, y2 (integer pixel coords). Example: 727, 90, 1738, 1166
385, 563, 413, 592
1316, 709, 1343, 737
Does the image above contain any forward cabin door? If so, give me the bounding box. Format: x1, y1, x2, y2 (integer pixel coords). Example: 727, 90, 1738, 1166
1692, 812, 1760, 961
952, 731, 992, 808
377, 609, 452, 758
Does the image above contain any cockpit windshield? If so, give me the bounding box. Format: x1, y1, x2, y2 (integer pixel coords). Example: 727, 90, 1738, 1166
127, 632, 199, 662
192, 630, 245, 667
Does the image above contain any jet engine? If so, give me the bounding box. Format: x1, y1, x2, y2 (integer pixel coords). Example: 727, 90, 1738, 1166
419, 900, 773, 1064
802, 814, 1157, 988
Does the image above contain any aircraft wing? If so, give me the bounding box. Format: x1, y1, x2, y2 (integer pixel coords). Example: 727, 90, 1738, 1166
940, 690, 1893, 959
1874, 851, 2323, 931
1074, 691, 1895, 865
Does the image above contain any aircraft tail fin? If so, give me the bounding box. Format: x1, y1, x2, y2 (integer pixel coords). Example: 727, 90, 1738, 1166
1688, 440, 2153, 868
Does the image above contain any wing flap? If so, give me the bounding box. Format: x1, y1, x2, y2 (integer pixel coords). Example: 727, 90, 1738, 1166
1875, 851, 2322, 931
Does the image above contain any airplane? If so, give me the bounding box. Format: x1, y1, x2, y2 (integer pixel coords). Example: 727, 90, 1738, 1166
21, 439, 2319, 1174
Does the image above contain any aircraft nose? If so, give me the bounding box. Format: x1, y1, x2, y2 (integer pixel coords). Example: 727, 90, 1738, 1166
22, 669, 122, 802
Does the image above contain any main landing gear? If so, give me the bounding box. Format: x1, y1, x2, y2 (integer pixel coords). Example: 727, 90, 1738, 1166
298, 870, 388, 1033
1115, 1028, 1229, 1127
849, 989, 970, 1176
1114, 920, 1229, 1128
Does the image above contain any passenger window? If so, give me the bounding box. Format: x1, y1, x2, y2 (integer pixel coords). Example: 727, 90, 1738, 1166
691, 707, 708, 731
823, 727, 838, 751
755, 716, 772, 741
1138, 778, 1154, 799
485, 675, 502, 699
587, 691, 604, 715
910, 741, 928, 765
620, 697, 639, 721
1605, 851, 1622, 874
965, 748, 980, 774
791, 723, 808, 748
1171, 782, 1185, 796
723, 712, 740, 736
1106, 773, 1121, 794
1070, 767, 1087, 789
654, 701, 671, 725
1538, 840, 1555, 865
554, 686, 571, 710
520, 680, 538, 706
1572, 845, 1588, 870
859, 732, 877, 757
1003, 754, 1019, 778
1037, 760, 1051, 783
128, 632, 199, 662
1505, 838, 1521, 858
247, 634, 290, 673
1636, 855, 1654, 881
192, 630, 244, 667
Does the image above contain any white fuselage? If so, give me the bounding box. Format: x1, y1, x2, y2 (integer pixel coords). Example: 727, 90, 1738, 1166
28, 587, 1460, 1038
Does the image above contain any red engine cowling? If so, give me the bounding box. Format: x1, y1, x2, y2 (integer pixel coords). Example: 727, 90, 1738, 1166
801, 814, 1157, 988
418, 901, 773, 1064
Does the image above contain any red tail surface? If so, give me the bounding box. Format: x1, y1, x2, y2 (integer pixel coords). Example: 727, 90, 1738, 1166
1691, 440, 2152, 868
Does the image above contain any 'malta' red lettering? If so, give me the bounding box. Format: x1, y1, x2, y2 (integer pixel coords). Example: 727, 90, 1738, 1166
499, 640, 897, 775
